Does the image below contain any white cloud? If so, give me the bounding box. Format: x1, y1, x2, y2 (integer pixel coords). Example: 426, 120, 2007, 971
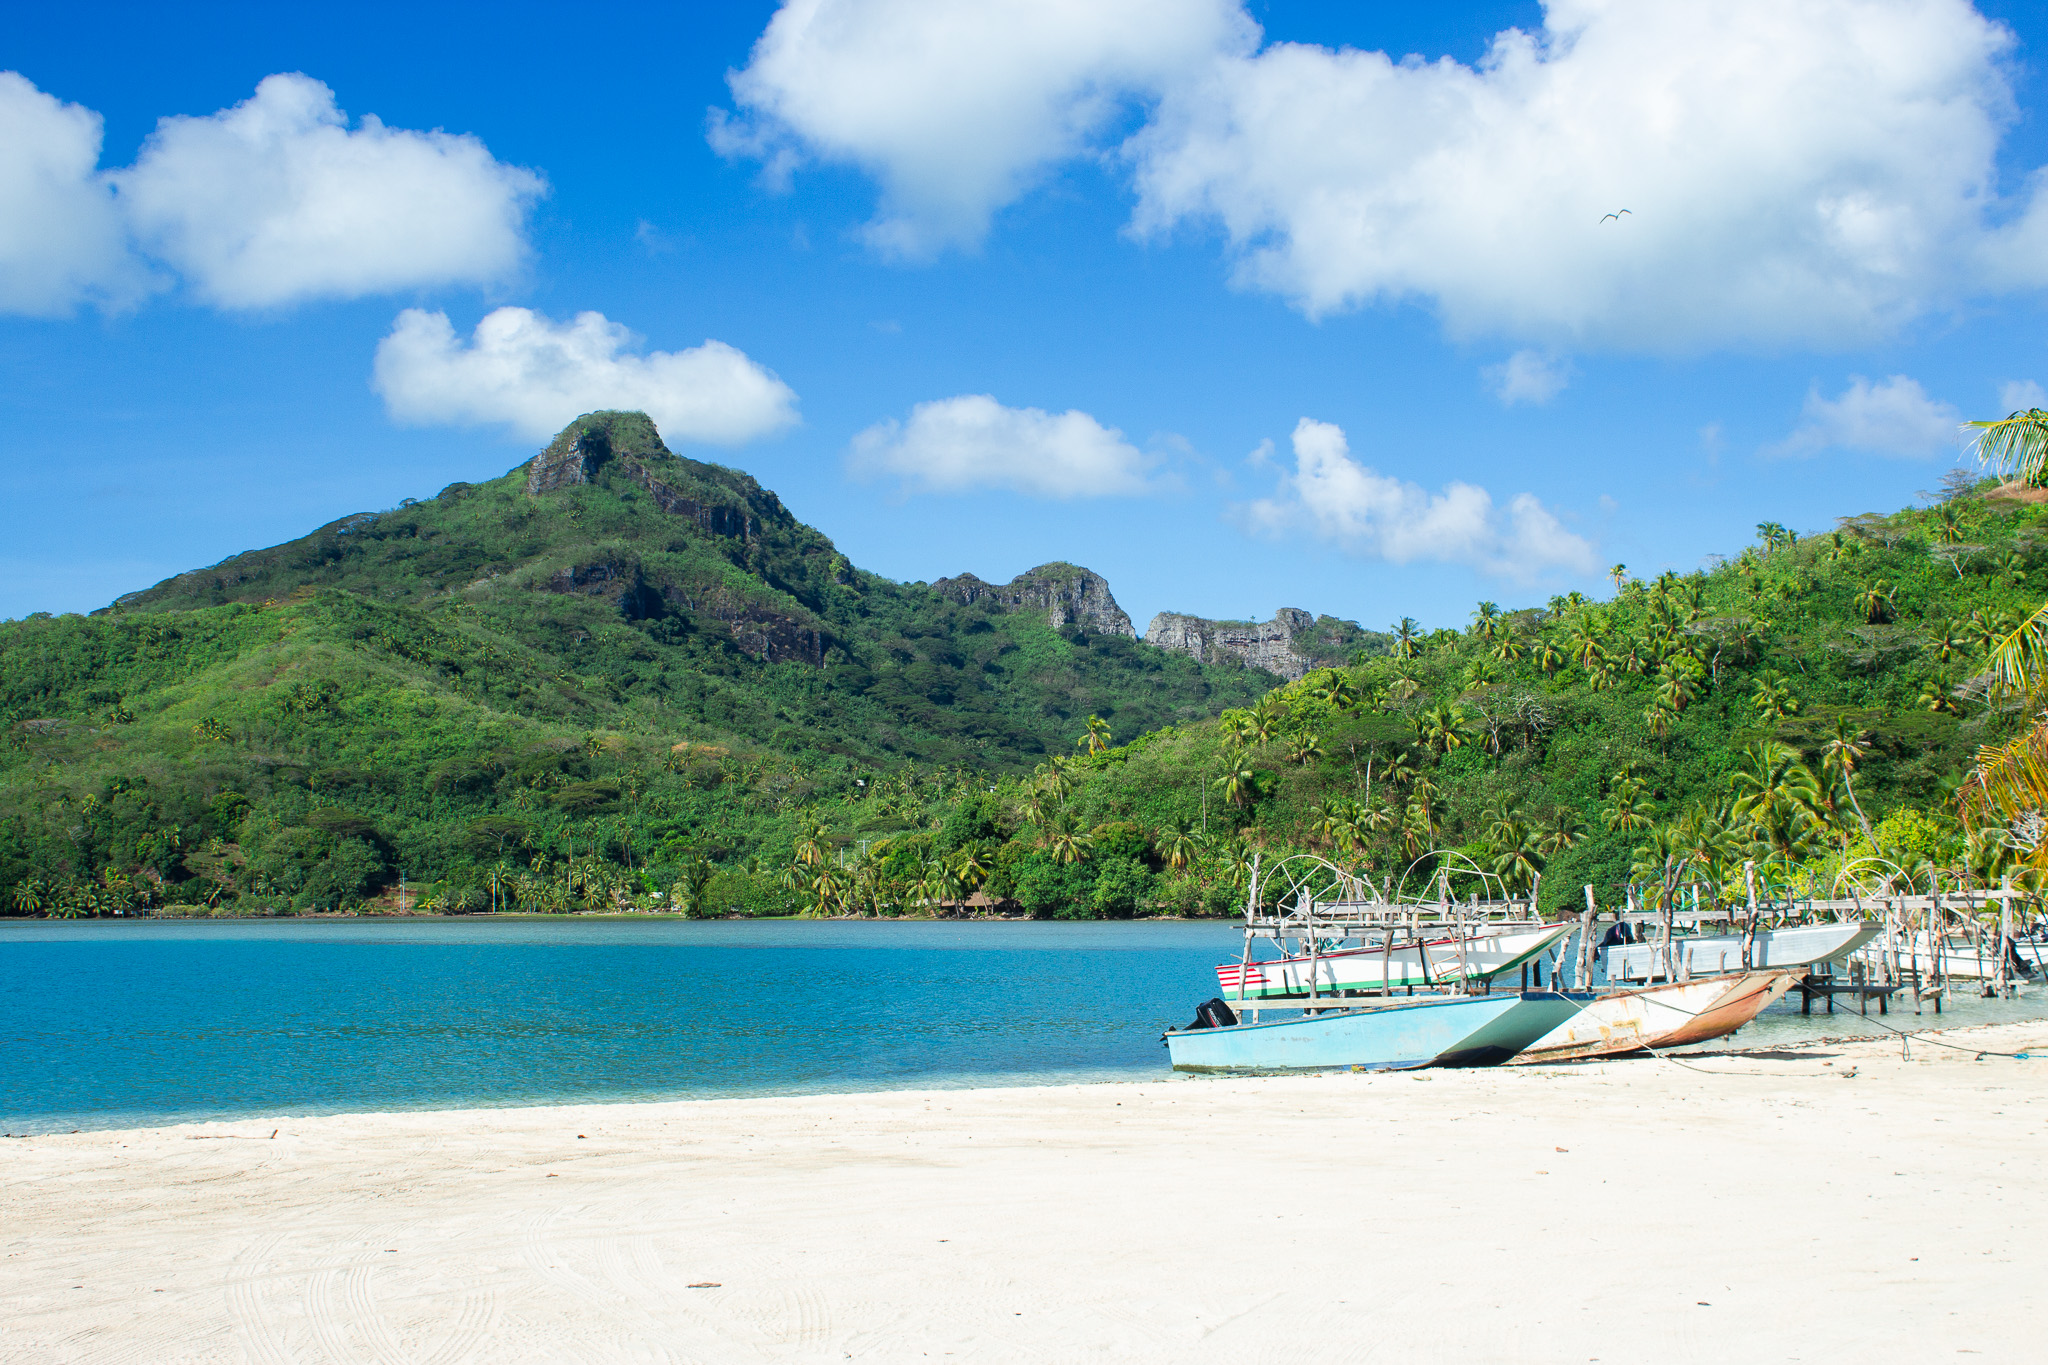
373, 308, 800, 445
0, 70, 543, 316
849, 394, 1156, 496
711, 0, 1253, 257
1773, 374, 1961, 458
116, 74, 544, 308
723, 1, 2048, 350
0, 72, 148, 314
1243, 418, 1595, 579
2000, 380, 2046, 413
1129, 0, 2048, 348
1486, 349, 1570, 405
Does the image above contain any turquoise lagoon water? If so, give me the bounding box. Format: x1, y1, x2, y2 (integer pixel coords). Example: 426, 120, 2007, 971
5, 917, 2044, 1133
0, 919, 1241, 1132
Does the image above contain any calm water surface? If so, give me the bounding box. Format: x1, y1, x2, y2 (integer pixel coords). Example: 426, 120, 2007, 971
5, 918, 2043, 1132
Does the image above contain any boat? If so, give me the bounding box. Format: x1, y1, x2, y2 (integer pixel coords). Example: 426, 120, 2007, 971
1216, 921, 1574, 999
1850, 932, 2034, 983
1601, 921, 1878, 983
1167, 854, 1582, 1073
1164, 991, 1584, 1073
1507, 969, 1803, 1065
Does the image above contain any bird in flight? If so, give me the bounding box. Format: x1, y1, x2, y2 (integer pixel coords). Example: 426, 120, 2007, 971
1600, 210, 1632, 223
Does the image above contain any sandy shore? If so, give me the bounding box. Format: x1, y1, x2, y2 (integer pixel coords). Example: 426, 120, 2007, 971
7, 1022, 2046, 1363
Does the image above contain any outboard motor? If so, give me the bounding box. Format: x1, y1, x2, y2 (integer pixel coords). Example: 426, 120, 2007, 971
1184, 998, 1239, 1031
1598, 921, 1637, 948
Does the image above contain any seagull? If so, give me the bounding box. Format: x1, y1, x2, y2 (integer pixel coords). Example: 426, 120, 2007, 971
1600, 209, 1632, 223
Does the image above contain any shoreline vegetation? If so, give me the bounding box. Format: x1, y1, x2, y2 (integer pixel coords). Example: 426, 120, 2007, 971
11, 412, 2048, 928
10, 1017, 2043, 1360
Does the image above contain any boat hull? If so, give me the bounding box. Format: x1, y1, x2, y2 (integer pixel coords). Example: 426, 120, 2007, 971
1164, 991, 1581, 1074
1603, 922, 1878, 983
1217, 923, 1573, 999
1850, 937, 2023, 982
1509, 970, 1802, 1065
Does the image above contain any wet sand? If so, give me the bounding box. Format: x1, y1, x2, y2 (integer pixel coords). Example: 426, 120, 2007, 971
7, 1020, 2046, 1362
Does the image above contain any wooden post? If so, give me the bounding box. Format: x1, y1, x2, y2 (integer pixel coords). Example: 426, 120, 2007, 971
1453, 892, 1470, 994
1577, 885, 1598, 991
1998, 875, 2014, 998
1742, 862, 1759, 970
1379, 879, 1396, 996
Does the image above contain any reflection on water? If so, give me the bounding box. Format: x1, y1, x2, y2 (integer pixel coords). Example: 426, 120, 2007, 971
4, 918, 2042, 1131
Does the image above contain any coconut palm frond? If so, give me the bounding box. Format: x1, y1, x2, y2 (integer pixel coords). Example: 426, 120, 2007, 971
1982, 598, 2048, 707
1957, 728, 2048, 865
1967, 408, 2048, 486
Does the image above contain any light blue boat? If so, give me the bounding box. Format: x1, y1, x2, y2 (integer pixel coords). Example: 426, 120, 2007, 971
1162, 991, 1583, 1073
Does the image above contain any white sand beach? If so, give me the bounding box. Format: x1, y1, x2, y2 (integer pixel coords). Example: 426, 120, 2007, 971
7, 1021, 2046, 1363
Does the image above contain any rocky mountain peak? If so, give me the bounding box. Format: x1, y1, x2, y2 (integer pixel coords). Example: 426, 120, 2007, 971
1144, 608, 1386, 681
930, 562, 1137, 638
525, 411, 671, 496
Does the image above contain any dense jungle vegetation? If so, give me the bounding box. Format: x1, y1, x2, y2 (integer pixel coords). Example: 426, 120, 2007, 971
3, 415, 2043, 919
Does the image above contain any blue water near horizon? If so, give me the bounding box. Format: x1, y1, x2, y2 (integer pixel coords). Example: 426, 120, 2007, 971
0, 919, 1244, 1133
7, 918, 2046, 1133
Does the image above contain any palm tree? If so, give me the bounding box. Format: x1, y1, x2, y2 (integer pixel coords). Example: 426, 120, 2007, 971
1391, 617, 1422, 659
1538, 808, 1585, 855
1285, 732, 1324, 767
1926, 621, 1965, 664
1416, 702, 1469, 755
1566, 618, 1605, 668
949, 843, 991, 890
794, 819, 828, 869
1643, 703, 1676, 740
1486, 813, 1543, 896
1213, 758, 1260, 810
1918, 676, 1961, 715
1157, 819, 1199, 871
1306, 669, 1359, 711
1654, 668, 1698, 714
1966, 406, 2048, 486
1603, 779, 1656, 834
1821, 717, 1875, 841
1470, 602, 1502, 639
1728, 740, 1830, 858
1853, 582, 1895, 624
1040, 809, 1093, 865
1077, 714, 1113, 756
1750, 670, 1800, 721
1609, 563, 1628, 592
1534, 636, 1566, 676
1248, 696, 1286, 745
1962, 608, 2008, 654
1491, 632, 1526, 665
9, 876, 49, 917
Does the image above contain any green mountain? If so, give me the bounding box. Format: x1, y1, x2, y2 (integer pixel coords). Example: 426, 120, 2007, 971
4, 411, 2035, 922
0, 411, 1330, 912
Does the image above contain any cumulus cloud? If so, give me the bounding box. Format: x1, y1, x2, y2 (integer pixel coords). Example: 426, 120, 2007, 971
0, 70, 543, 315
711, 0, 1253, 257
1242, 418, 1596, 579
850, 394, 1157, 496
2000, 380, 2046, 413
1486, 350, 1571, 405
0, 72, 147, 314
1130, 0, 2048, 348
117, 74, 544, 308
723, 0, 2048, 349
373, 308, 800, 444
1773, 375, 1961, 458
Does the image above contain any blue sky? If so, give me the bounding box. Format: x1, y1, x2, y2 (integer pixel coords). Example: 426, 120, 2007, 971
4, 0, 2048, 633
